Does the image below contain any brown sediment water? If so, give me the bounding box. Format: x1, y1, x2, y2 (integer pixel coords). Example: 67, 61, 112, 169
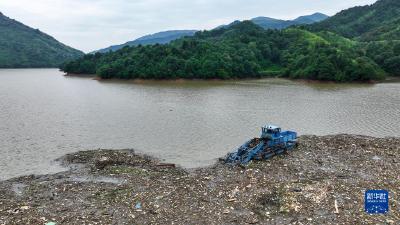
0, 68, 399, 180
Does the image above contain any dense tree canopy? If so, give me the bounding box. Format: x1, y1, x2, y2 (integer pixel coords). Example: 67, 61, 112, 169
364, 41, 400, 75
0, 13, 83, 68
61, 0, 400, 82
309, 0, 400, 42
61, 21, 387, 82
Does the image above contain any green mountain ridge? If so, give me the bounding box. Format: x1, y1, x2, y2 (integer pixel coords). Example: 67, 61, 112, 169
61, 0, 400, 81
294, 13, 329, 24
61, 21, 384, 82
0, 12, 83, 68
94, 13, 328, 54
252, 13, 329, 29
308, 0, 400, 75
216, 13, 329, 30
310, 0, 400, 41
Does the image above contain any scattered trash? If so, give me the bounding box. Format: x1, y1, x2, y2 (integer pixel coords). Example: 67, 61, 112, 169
386, 219, 395, 224
45, 222, 56, 225
372, 155, 381, 160
11, 208, 19, 214
292, 188, 302, 192
229, 186, 240, 198
1, 136, 399, 224
155, 163, 176, 168
20, 206, 30, 210
334, 199, 339, 214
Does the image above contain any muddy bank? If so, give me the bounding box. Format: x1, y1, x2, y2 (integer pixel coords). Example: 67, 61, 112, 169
0, 135, 399, 224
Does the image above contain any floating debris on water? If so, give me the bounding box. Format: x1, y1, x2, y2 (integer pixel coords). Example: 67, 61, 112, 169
0, 135, 399, 224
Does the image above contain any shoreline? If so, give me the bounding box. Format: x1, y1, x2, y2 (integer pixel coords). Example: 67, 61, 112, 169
64, 72, 397, 84
0, 134, 399, 224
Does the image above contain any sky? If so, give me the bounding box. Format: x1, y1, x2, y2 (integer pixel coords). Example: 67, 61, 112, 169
0, 0, 377, 52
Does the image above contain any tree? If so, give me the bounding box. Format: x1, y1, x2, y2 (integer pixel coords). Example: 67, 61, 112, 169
60, 21, 389, 82
384, 56, 400, 75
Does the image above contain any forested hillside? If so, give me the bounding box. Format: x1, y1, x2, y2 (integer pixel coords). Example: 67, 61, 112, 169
61, 22, 384, 82
61, 0, 400, 82
309, 0, 400, 76
310, 0, 400, 41
0, 12, 83, 68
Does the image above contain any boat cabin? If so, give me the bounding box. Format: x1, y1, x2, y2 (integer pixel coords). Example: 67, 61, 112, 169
261, 125, 281, 139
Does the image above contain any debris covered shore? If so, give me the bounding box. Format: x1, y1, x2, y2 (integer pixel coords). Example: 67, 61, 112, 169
0, 135, 399, 225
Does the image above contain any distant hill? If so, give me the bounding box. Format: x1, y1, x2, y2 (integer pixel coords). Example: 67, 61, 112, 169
0, 12, 83, 68
250, 17, 297, 30
94, 13, 328, 54
253, 13, 328, 29
294, 13, 330, 24
310, 0, 400, 41
95, 30, 198, 53
222, 13, 329, 30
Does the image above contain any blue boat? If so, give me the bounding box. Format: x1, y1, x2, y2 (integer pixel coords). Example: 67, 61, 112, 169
225, 125, 297, 165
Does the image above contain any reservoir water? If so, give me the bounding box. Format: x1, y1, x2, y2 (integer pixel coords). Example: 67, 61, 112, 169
1, 69, 399, 180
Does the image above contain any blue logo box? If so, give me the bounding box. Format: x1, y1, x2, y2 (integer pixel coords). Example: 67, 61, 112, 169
365, 190, 389, 214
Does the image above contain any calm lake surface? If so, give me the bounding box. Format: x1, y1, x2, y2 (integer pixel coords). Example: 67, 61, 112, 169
1, 69, 399, 180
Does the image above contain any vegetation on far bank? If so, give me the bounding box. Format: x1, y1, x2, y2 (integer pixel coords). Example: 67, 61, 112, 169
61, 22, 388, 82
61, 0, 400, 82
